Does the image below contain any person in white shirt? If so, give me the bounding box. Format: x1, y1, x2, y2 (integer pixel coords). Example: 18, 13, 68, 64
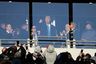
5, 24, 13, 39
60, 24, 69, 39
6, 24, 13, 34
31, 26, 38, 46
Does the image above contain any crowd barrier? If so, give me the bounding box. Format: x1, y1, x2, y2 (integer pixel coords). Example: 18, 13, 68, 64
0, 36, 96, 49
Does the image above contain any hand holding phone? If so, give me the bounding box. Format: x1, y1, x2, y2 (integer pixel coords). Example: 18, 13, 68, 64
81, 49, 83, 53
17, 41, 19, 46
26, 46, 28, 50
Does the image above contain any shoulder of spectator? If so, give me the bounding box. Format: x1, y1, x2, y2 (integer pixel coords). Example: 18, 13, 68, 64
28, 52, 31, 54
32, 53, 38, 58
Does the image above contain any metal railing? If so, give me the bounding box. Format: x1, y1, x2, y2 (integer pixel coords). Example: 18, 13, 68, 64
0, 39, 36, 47
0, 36, 96, 48
0, 36, 67, 47
67, 39, 96, 48
37, 36, 67, 48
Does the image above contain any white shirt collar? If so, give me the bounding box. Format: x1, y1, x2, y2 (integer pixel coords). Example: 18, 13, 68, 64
6, 30, 9, 33
46, 23, 50, 25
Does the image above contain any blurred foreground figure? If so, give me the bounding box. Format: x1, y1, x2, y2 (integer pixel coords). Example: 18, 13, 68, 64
43, 44, 57, 64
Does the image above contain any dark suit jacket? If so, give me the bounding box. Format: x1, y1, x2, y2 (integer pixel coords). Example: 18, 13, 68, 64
19, 29, 28, 39
5, 32, 13, 39
39, 22, 56, 36
0, 27, 6, 39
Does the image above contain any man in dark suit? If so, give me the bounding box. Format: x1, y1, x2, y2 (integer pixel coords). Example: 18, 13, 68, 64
19, 24, 29, 39
39, 16, 56, 36
5, 24, 13, 39
69, 22, 80, 40
81, 23, 96, 41
0, 22, 6, 39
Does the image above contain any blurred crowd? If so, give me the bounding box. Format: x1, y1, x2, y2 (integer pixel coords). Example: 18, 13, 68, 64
0, 43, 96, 64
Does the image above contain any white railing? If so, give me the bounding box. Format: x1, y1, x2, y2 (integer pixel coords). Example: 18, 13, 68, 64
37, 36, 67, 48
0, 36, 67, 47
0, 36, 96, 48
0, 39, 37, 47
